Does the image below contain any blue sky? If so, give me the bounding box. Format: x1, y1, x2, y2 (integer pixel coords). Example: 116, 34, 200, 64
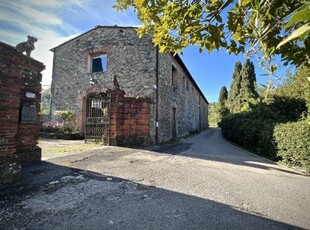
0, 0, 288, 102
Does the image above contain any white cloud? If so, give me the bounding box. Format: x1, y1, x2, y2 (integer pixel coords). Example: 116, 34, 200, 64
0, 0, 141, 87
32, 33, 79, 86
0, 1, 62, 26
20, 5, 62, 25
0, 0, 83, 86
26, 0, 63, 8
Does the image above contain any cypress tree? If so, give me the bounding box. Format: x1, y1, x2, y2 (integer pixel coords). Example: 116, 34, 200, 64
248, 60, 259, 98
227, 61, 242, 103
240, 59, 259, 98
231, 59, 259, 112
218, 86, 229, 120
219, 86, 228, 103
227, 60, 260, 113
240, 59, 252, 97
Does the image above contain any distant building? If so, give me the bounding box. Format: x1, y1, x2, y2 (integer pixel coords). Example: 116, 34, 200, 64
50, 26, 208, 145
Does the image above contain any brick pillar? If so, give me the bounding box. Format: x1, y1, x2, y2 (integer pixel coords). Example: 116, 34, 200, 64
0, 42, 45, 186
16, 59, 44, 164
107, 88, 125, 145
0, 67, 21, 185
107, 87, 152, 146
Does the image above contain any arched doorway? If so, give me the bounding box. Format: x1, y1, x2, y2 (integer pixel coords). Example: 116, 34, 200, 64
85, 93, 110, 144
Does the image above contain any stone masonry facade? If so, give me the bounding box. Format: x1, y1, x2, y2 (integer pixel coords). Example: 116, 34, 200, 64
51, 26, 208, 145
0, 42, 45, 186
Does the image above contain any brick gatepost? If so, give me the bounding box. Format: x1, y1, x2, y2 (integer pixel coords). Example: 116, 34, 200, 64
0, 42, 45, 186
107, 88, 151, 146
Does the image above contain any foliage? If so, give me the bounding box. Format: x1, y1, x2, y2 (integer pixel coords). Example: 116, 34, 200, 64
40, 88, 51, 116
227, 60, 259, 113
221, 105, 277, 158
217, 86, 229, 121
274, 120, 310, 173
227, 61, 242, 107
54, 111, 74, 122
218, 85, 228, 103
273, 66, 310, 112
268, 96, 307, 122
221, 95, 307, 159
54, 111, 76, 134
208, 102, 220, 126
240, 59, 259, 98
114, 0, 310, 67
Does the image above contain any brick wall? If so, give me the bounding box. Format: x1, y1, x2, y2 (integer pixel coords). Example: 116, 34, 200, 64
108, 88, 151, 146
0, 42, 44, 186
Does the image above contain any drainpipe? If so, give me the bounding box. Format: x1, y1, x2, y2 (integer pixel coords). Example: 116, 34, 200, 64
155, 45, 159, 145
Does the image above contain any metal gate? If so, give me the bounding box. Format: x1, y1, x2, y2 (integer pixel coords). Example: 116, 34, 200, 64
85, 93, 110, 144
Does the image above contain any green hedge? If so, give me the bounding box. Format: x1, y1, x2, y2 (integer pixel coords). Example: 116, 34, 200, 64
221, 106, 277, 158
221, 97, 308, 162
221, 109, 310, 172
274, 120, 310, 173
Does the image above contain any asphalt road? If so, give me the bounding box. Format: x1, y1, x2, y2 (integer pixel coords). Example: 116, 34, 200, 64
1, 128, 309, 229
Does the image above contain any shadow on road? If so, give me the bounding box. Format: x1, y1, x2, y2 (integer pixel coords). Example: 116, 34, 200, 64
150, 128, 305, 176
0, 161, 303, 230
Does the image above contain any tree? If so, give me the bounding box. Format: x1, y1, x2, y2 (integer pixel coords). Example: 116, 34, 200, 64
208, 102, 220, 126
240, 59, 258, 98
217, 86, 229, 120
219, 85, 228, 103
41, 88, 51, 115
227, 60, 259, 113
115, 0, 309, 67
227, 61, 242, 109
274, 66, 310, 114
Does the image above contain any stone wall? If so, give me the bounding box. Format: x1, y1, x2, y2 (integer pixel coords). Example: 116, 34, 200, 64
0, 42, 44, 186
51, 26, 157, 137
157, 52, 208, 142
50, 26, 208, 145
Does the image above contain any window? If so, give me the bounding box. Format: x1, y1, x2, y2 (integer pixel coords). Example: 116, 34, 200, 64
91, 54, 107, 73
172, 66, 177, 85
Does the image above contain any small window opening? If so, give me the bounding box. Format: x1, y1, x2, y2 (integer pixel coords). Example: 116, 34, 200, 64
92, 54, 107, 73
172, 66, 177, 85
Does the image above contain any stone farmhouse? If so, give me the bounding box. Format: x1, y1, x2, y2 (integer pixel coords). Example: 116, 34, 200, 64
50, 26, 208, 145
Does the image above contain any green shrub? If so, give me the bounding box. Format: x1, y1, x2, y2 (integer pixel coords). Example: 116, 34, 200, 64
221, 106, 276, 158
221, 97, 308, 160
269, 96, 307, 122
274, 120, 310, 173
54, 110, 76, 134
54, 111, 74, 121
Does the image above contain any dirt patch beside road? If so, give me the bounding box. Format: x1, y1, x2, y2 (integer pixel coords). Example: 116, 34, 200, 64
38, 139, 102, 160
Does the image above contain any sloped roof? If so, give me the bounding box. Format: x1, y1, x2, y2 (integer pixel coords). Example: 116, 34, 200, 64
50, 25, 136, 51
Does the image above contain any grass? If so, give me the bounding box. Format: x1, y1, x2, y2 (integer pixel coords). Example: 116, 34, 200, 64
45, 144, 100, 154
39, 140, 102, 160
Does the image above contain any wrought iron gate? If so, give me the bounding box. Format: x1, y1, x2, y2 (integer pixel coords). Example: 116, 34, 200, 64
85, 93, 110, 144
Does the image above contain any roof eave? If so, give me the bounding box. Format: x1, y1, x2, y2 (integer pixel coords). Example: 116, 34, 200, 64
172, 53, 209, 104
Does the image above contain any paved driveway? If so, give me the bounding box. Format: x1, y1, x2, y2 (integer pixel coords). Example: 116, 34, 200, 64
1, 128, 309, 229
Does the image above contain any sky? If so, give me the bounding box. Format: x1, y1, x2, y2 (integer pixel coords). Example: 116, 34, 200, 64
0, 0, 289, 102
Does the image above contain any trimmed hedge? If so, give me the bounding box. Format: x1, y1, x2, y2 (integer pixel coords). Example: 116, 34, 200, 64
221, 98, 308, 166
274, 120, 310, 173
221, 105, 277, 158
